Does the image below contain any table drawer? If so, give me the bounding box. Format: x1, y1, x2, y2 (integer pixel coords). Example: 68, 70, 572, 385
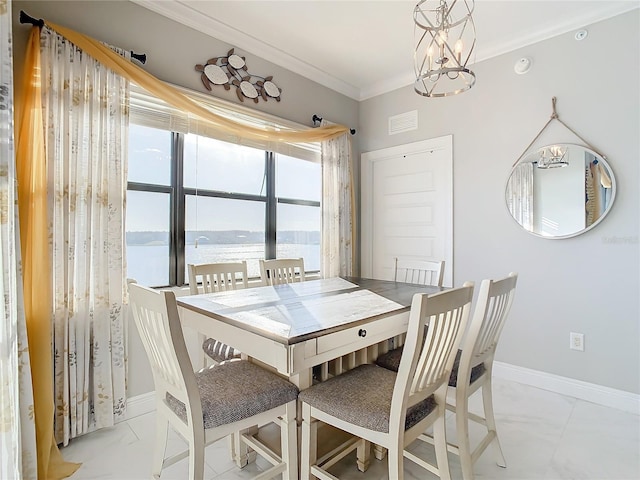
316, 312, 409, 355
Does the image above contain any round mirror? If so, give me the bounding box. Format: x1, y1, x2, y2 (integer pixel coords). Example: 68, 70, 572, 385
505, 144, 616, 239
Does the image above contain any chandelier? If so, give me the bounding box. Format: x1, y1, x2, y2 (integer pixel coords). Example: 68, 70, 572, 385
414, 0, 476, 97
537, 145, 568, 169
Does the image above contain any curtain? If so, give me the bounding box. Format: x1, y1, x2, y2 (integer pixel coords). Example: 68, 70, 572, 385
39, 26, 129, 445
506, 162, 534, 232
0, 1, 37, 478
43, 21, 349, 144
320, 120, 354, 277
18, 25, 80, 480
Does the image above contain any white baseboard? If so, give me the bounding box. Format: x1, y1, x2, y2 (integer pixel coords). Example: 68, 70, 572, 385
493, 361, 640, 415
123, 391, 156, 421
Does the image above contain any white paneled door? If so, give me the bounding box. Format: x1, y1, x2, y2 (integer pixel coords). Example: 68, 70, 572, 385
361, 136, 453, 286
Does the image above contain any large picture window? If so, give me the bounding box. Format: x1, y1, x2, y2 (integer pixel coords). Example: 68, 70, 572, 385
126, 124, 321, 287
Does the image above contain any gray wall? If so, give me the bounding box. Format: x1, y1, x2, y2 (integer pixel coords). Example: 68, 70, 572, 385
359, 11, 639, 394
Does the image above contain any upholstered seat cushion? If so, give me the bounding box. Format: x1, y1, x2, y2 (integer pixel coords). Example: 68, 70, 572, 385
298, 364, 436, 433
166, 360, 298, 429
202, 337, 241, 364
375, 348, 486, 387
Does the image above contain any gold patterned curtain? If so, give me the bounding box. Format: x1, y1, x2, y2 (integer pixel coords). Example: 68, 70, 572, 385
0, 0, 37, 478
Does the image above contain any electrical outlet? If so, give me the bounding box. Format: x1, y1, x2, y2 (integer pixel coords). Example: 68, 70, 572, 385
570, 332, 584, 351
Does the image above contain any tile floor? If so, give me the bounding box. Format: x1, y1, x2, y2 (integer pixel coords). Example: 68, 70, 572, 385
61, 378, 640, 480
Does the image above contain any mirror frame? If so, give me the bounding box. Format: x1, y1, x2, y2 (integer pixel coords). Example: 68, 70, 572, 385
505, 144, 617, 240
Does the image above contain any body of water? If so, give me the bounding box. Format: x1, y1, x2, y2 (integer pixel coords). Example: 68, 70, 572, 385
126, 243, 320, 287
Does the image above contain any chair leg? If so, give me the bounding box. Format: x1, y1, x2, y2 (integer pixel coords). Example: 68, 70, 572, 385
482, 378, 506, 468
152, 414, 169, 479
433, 406, 451, 480
188, 430, 205, 480
233, 426, 257, 467
387, 443, 404, 480
281, 402, 298, 480
301, 404, 317, 480
456, 388, 474, 480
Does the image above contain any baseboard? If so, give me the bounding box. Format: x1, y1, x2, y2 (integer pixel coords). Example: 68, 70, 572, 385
121, 391, 156, 421
493, 361, 640, 415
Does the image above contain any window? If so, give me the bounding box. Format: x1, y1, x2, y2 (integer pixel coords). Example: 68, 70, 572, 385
126, 125, 321, 287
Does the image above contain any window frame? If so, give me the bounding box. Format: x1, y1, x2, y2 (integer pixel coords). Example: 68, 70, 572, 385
127, 128, 321, 287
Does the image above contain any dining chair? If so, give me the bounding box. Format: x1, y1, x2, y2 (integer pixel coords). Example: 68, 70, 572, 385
129, 283, 298, 480
299, 283, 474, 480
376, 273, 518, 480
259, 258, 305, 286
437, 272, 518, 480
394, 258, 445, 287
187, 261, 248, 365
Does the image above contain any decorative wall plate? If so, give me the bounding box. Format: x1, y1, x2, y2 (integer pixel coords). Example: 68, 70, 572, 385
195, 49, 282, 103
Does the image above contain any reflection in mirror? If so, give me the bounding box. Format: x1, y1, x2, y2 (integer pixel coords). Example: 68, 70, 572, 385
506, 144, 616, 239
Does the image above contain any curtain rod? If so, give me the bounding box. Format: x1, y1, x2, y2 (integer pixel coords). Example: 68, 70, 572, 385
19, 10, 147, 64
313, 114, 356, 135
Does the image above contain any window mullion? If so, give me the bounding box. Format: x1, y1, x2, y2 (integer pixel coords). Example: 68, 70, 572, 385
265, 152, 277, 259
171, 132, 186, 286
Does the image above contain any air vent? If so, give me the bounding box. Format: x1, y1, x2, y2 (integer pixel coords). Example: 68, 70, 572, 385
388, 110, 418, 135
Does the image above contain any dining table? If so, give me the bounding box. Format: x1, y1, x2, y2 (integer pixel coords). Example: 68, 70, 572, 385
176, 275, 441, 471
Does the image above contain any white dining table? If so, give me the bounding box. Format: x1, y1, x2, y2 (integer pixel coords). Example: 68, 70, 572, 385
176, 276, 440, 472
177, 276, 440, 389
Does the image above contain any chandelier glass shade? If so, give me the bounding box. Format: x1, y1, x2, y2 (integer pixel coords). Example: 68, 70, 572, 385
414, 0, 476, 97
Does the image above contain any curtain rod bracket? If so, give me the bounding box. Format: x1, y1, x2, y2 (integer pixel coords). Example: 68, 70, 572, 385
20, 10, 44, 28
131, 52, 146, 64
312, 114, 356, 135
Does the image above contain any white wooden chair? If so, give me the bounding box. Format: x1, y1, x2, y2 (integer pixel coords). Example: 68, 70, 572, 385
299, 284, 474, 480
187, 261, 248, 365
394, 258, 445, 287
259, 258, 305, 286
437, 272, 519, 480
129, 283, 298, 480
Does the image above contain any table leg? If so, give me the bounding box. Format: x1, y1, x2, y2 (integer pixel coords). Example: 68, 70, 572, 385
232, 426, 258, 467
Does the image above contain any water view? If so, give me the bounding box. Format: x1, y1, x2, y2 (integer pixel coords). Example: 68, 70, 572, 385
126, 242, 320, 287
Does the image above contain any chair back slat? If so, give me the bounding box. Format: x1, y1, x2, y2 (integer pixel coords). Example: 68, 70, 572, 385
129, 283, 194, 403
394, 258, 445, 287
188, 261, 249, 295
260, 258, 305, 286
390, 284, 473, 432
410, 285, 473, 394
469, 273, 518, 362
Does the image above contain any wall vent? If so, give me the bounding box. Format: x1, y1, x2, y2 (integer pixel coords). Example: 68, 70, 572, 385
388, 110, 418, 135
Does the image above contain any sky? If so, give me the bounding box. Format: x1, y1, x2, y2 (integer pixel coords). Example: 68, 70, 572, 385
127, 124, 321, 232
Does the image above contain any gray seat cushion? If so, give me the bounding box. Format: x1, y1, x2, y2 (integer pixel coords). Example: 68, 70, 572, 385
202, 337, 241, 364
375, 348, 486, 387
298, 364, 436, 433
166, 360, 299, 429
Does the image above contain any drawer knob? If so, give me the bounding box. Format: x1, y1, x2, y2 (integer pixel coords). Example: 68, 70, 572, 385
358, 329, 367, 338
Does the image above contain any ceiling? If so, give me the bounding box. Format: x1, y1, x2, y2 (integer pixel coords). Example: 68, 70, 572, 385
132, 1, 638, 101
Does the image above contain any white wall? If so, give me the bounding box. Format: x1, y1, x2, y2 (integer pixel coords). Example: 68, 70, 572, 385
359, 11, 639, 394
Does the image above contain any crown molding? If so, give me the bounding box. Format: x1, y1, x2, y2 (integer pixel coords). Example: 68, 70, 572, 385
360, 2, 639, 100
132, 1, 638, 102
130, 0, 361, 100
